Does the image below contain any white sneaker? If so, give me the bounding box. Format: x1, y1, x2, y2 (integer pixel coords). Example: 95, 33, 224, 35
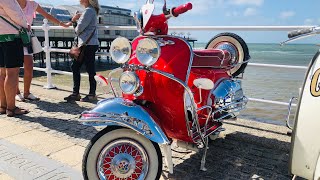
25, 93, 40, 101
15, 94, 25, 102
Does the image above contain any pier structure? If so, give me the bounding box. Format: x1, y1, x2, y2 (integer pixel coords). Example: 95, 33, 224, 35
32, 4, 139, 69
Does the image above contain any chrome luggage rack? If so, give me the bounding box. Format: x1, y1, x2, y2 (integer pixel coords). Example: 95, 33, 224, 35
191, 96, 248, 144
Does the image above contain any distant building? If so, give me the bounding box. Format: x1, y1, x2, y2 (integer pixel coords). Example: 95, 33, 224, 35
33, 4, 138, 40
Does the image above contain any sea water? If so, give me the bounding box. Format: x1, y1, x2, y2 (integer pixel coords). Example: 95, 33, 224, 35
195, 43, 318, 125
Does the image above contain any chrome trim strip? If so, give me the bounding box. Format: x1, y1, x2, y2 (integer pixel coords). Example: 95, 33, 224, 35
196, 105, 213, 138
191, 59, 250, 69
193, 53, 224, 60
108, 67, 123, 97
192, 125, 223, 141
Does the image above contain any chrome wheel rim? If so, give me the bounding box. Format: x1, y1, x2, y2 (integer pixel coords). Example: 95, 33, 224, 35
97, 139, 148, 180
207, 37, 245, 75
214, 42, 239, 65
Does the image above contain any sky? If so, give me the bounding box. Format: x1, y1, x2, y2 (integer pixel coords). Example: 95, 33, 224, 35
35, 0, 320, 44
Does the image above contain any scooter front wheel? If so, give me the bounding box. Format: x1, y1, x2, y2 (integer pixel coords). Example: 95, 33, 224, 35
82, 128, 162, 180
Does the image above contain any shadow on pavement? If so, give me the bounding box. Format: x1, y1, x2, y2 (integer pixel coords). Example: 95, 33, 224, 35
161, 132, 291, 180
27, 99, 91, 115
18, 114, 99, 141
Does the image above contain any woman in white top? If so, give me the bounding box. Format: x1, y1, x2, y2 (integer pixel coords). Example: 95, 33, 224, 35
0, 0, 30, 117
16, 0, 70, 101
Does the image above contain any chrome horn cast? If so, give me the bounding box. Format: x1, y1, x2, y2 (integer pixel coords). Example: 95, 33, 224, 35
97, 139, 149, 179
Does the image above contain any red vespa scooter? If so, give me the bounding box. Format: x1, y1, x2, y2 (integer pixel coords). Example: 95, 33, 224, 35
80, 0, 250, 179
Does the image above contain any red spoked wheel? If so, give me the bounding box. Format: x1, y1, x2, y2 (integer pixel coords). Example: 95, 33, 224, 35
99, 140, 147, 179
83, 128, 162, 180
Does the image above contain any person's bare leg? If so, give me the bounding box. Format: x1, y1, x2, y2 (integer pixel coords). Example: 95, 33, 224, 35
16, 62, 21, 95
0, 68, 6, 109
23, 55, 33, 97
5, 68, 20, 110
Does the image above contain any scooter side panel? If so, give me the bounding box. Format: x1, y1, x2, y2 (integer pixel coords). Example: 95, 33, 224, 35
290, 50, 320, 179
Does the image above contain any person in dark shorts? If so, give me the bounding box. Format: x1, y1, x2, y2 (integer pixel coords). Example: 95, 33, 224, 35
0, 0, 29, 117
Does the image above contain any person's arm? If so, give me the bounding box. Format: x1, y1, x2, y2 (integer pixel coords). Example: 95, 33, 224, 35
74, 9, 95, 35
36, 5, 70, 27
0, 0, 28, 28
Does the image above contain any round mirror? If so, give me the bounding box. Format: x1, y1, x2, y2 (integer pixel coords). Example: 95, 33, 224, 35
110, 37, 132, 64
136, 38, 161, 66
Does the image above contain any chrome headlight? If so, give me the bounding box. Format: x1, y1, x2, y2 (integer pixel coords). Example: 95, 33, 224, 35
119, 71, 140, 94
110, 37, 131, 64
136, 38, 160, 66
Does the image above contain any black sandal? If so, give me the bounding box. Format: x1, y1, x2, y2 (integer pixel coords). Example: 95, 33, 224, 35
64, 94, 81, 101
6, 107, 29, 117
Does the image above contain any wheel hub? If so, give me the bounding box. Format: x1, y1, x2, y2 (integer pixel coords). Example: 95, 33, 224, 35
111, 153, 135, 178
97, 140, 148, 179
215, 42, 238, 64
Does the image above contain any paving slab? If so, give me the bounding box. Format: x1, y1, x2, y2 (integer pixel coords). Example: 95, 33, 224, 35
49, 145, 85, 167
6, 130, 75, 156
0, 121, 32, 139
0, 139, 82, 180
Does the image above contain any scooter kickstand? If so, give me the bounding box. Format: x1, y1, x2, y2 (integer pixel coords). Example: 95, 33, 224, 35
200, 137, 209, 171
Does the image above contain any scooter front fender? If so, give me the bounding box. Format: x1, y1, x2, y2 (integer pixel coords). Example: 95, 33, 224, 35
79, 98, 169, 144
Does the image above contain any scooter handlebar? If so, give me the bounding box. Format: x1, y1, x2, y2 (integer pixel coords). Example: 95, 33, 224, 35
288, 28, 313, 38
172, 2, 192, 17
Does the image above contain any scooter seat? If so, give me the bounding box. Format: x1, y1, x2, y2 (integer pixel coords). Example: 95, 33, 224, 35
192, 49, 231, 67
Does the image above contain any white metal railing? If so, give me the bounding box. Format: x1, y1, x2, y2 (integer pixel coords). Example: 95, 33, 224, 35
33, 19, 313, 105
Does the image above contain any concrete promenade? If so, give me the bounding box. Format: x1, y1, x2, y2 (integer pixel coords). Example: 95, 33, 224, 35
0, 80, 292, 180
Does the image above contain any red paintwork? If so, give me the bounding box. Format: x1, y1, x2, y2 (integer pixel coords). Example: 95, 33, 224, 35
124, 36, 192, 141
121, 36, 231, 142
193, 49, 231, 67
188, 68, 229, 126
144, 14, 168, 35
95, 75, 108, 85
123, 2, 231, 143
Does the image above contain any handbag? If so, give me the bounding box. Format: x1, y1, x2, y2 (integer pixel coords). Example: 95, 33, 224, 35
0, 16, 31, 46
69, 28, 96, 62
31, 34, 43, 54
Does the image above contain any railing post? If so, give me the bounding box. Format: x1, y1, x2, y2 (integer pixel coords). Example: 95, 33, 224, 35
42, 19, 55, 89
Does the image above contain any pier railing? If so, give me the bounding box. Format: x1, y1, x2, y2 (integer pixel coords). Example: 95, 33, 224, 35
31, 19, 314, 107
